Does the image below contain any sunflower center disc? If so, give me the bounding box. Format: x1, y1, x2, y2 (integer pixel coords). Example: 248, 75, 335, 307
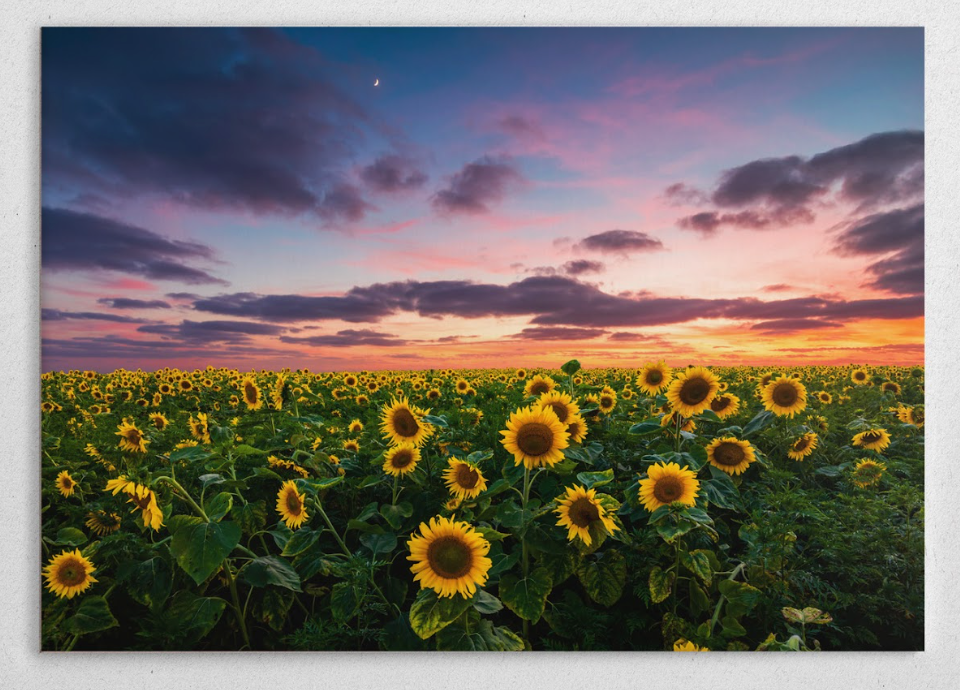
710, 397, 729, 412
653, 476, 683, 504
647, 370, 663, 385
427, 537, 473, 578
392, 408, 420, 437
529, 381, 550, 395
455, 464, 480, 489
285, 491, 302, 515
568, 498, 600, 527
793, 438, 809, 452
516, 422, 554, 457
862, 432, 881, 444
59, 561, 85, 586
600, 396, 614, 408
680, 377, 711, 405
772, 383, 798, 407
714, 443, 746, 466
391, 449, 414, 469
548, 402, 569, 422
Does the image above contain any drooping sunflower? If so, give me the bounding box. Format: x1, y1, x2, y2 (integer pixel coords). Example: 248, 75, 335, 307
442, 459, 488, 499
84, 510, 122, 536
242, 377, 263, 410
598, 387, 618, 415
673, 639, 709, 652
565, 413, 589, 444
705, 437, 756, 476
787, 432, 819, 461
380, 396, 433, 447
188, 412, 211, 444
148, 412, 169, 430
536, 390, 580, 424
665, 366, 720, 417
127, 484, 164, 531
382, 442, 421, 477
852, 428, 892, 452
406, 516, 492, 598
709, 393, 741, 419
267, 455, 310, 478
554, 485, 619, 547
851, 459, 886, 488
116, 420, 149, 453
276, 480, 309, 529
897, 405, 924, 428
638, 461, 700, 512
761, 376, 807, 418
850, 368, 869, 385
637, 360, 673, 395
43, 549, 97, 599
56, 470, 77, 498
104, 475, 137, 495
500, 405, 570, 470
524, 374, 556, 397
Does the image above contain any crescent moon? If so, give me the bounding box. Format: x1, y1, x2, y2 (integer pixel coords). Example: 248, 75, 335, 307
374, 78, 379, 86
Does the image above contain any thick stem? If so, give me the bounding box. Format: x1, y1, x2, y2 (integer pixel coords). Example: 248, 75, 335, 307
521, 466, 531, 644
223, 559, 252, 650
156, 476, 209, 522
392, 474, 400, 505
708, 562, 746, 637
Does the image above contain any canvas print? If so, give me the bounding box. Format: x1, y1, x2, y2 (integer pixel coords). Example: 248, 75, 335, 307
39, 27, 924, 651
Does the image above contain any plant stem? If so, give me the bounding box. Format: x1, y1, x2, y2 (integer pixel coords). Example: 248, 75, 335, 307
391, 474, 400, 505
223, 559, 252, 650
521, 466, 531, 644
708, 562, 746, 637
155, 476, 209, 522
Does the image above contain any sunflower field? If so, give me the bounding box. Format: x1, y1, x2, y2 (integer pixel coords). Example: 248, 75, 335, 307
39, 360, 924, 651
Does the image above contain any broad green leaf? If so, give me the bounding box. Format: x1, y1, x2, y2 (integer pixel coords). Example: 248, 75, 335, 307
408, 588, 473, 639
281, 527, 321, 557
576, 551, 626, 607
380, 502, 413, 530
330, 581, 362, 622
232, 444, 265, 456
204, 492, 233, 522
422, 414, 448, 428
681, 550, 714, 586
561, 359, 582, 375
719, 579, 762, 617
64, 596, 118, 635
575, 469, 614, 489
360, 532, 398, 555
169, 446, 212, 463
260, 587, 294, 631
649, 566, 674, 603
499, 568, 552, 623
240, 556, 302, 592
381, 613, 427, 651
165, 591, 227, 640
435, 610, 524, 651
476, 527, 509, 542
721, 614, 747, 637
689, 580, 709, 617
236, 500, 267, 535
743, 410, 775, 437
169, 517, 241, 585
123, 557, 173, 610
629, 420, 663, 435
472, 589, 504, 614
55, 527, 88, 546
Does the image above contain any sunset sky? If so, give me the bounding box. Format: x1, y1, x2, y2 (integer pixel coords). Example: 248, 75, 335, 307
40, 27, 924, 372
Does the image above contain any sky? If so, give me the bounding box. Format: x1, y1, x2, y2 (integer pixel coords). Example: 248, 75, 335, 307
40, 27, 924, 373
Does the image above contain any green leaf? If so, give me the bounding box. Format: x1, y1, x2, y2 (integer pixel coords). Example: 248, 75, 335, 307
380, 502, 413, 530
649, 566, 674, 603
381, 613, 427, 651
236, 500, 267, 535
499, 568, 552, 623
55, 527, 88, 546
360, 532, 398, 555
681, 550, 714, 586
695, 409, 723, 423
743, 410, 775, 437
689, 580, 709, 617
291, 542, 341, 580
64, 596, 118, 635
815, 465, 842, 477
204, 492, 233, 522
656, 514, 697, 543
721, 614, 747, 637
575, 469, 614, 489
719, 579, 762, 617
169, 517, 242, 585
435, 609, 524, 651
232, 444, 265, 456
537, 551, 580, 588
472, 589, 504, 614
240, 556, 302, 592
169, 445, 212, 463
330, 581, 362, 622
629, 420, 663, 435
408, 588, 473, 639
165, 591, 227, 640
260, 588, 295, 631
576, 551, 626, 607
281, 528, 321, 557
422, 414, 448, 428
702, 466, 742, 510
561, 359, 582, 375
122, 557, 173, 610
476, 527, 509, 542
295, 475, 344, 495
496, 500, 532, 531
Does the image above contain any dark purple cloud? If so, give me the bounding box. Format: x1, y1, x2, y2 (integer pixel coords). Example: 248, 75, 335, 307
575, 229, 664, 255
138, 319, 284, 344
360, 155, 428, 193
832, 203, 923, 295
562, 259, 605, 276
431, 156, 522, 214
41, 309, 150, 324
192, 291, 396, 322
662, 182, 709, 206
761, 284, 795, 293
42, 207, 227, 285
98, 298, 172, 309
750, 319, 844, 332
510, 326, 608, 341
497, 115, 546, 142
678, 207, 814, 235
280, 329, 407, 348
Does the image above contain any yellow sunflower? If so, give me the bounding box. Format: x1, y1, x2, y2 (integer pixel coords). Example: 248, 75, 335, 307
897, 406, 924, 428
342, 439, 360, 453
188, 412, 211, 444
500, 405, 570, 470
598, 387, 618, 415
705, 437, 756, 475
382, 442, 421, 477
709, 393, 741, 419
43, 549, 97, 599
661, 410, 696, 433
637, 360, 673, 395
665, 366, 720, 417
851, 459, 886, 488
536, 390, 580, 424
852, 428, 891, 452
348, 419, 364, 433
127, 484, 164, 531
554, 485, 618, 547
761, 376, 807, 418
116, 420, 149, 453
882, 381, 901, 395
524, 374, 556, 397
84, 510, 122, 536
406, 516, 492, 598
148, 412, 169, 430
817, 391, 833, 404
673, 639, 709, 652
850, 368, 869, 385
380, 396, 433, 447
442, 459, 488, 499
638, 462, 700, 512
787, 432, 819, 461
276, 480, 309, 529
242, 377, 263, 410
565, 413, 589, 444
56, 470, 77, 498
104, 475, 137, 495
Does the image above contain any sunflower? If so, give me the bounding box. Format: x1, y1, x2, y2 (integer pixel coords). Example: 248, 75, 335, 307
787, 432, 819, 461
705, 437, 756, 476
851, 459, 886, 488
342, 439, 360, 453
598, 387, 618, 414
442, 459, 488, 499
158, 383, 173, 395
148, 412, 169, 430
817, 391, 833, 404
897, 405, 924, 428
242, 377, 263, 410
455, 378, 470, 393
43, 549, 97, 599
850, 368, 869, 385
267, 455, 310, 478
660, 410, 696, 433
709, 393, 741, 419
426, 388, 441, 401
882, 381, 902, 395
116, 420, 149, 453
276, 480, 309, 529
406, 516, 492, 598
56, 470, 77, 498
178, 379, 194, 392
565, 413, 589, 444
189, 412, 211, 444
524, 374, 556, 397
382, 442, 421, 477
515, 368, 527, 380
104, 475, 137, 495
637, 360, 673, 395
500, 405, 570, 470
761, 376, 807, 418
380, 396, 433, 447
554, 485, 618, 547
348, 419, 364, 433
673, 639, 709, 652
128, 484, 164, 531
84, 510, 121, 536
665, 366, 720, 417
344, 374, 358, 387
638, 462, 700, 512
852, 428, 892, 452
536, 390, 580, 424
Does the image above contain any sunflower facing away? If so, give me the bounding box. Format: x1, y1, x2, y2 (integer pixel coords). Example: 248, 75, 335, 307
382, 442, 421, 477
242, 377, 263, 410
637, 360, 673, 395
500, 405, 570, 470
787, 432, 819, 461
665, 366, 720, 417
554, 485, 619, 547
761, 376, 807, 418
705, 437, 756, 476
56, 470, 77, 498
536, 390, 580, 424
442, 459, 488, 500
638, 461, 700, 512
127, 484, 164, 531
43, 549, 97, 599
381, 396, 433, 447
851, 459, 886, 488
116, 420, 149, 453
673, 639, 709, 652
276, 480, 309, 529
407, 516, 492, 598
85, 510, 122, 536
852, 428, 892, 452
